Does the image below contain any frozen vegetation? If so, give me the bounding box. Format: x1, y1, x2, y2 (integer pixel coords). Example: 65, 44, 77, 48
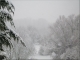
0, 0, 79, 60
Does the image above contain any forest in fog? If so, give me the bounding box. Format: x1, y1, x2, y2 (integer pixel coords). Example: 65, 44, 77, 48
0, 0, 79, 60
15, 14, 79, 60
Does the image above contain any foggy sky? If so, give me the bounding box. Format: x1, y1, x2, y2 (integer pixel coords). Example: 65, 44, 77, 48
11, 0, 79, 23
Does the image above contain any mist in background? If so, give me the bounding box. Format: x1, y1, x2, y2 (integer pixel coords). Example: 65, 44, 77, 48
10, 0, 79, 59
12, 0, 79, 22
11, 0, 79, 36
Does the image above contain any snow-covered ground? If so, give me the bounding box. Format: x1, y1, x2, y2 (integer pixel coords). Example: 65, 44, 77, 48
28, 43, 53, 60
29, 55, 53, 60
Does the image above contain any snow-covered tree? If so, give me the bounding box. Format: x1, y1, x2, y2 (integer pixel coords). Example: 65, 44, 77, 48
0, 0, 26, 59
49, 14, 79, 59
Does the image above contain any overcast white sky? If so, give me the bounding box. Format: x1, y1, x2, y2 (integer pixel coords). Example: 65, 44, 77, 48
11, 0, 79, 23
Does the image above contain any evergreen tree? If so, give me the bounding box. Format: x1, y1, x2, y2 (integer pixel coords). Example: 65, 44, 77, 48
0, 0, 26, 59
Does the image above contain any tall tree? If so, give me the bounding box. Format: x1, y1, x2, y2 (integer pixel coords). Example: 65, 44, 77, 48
49, 14, 79, 59
0, 0, 26, 59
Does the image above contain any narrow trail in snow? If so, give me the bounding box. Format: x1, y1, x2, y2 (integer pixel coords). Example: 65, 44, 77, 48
29, 43, 53, 60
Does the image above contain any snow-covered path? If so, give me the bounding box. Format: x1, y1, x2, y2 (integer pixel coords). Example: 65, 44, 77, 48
30, 54, 53, 60
29, 43, 53, 60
